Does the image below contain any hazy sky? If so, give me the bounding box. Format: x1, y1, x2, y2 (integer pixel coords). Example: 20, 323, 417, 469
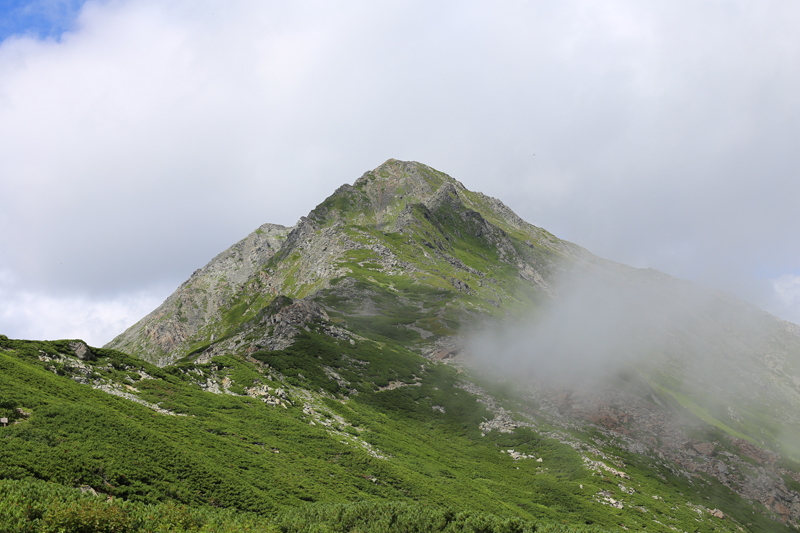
2, 0, 799, 346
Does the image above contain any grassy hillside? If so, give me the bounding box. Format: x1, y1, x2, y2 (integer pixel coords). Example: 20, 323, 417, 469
2, 335, 788, 532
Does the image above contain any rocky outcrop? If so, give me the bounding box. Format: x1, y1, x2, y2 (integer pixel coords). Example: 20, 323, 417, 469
68, 340, 94, 361
105, 223, 291, 363
255, 297, 330, 351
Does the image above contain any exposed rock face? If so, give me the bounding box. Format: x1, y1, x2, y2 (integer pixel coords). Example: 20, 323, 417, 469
106, 223, 291, 364
255, 297, 330, 351
190, 296, 349, 362
68, 340, 94, 361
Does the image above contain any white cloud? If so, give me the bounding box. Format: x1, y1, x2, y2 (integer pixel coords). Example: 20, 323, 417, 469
0, 271, 168, 346
771, 275, 800, 326
1, 0, 799, 342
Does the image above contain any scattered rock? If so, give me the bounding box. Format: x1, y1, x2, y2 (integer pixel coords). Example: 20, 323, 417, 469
501, 449, 536, 461
79, 485, 98, 496
68, 341, 95, 361
693, 442, 715, 456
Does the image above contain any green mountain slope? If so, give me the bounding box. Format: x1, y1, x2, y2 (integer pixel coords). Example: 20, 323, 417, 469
4, 160, 800, 532
3, 334, 783, 532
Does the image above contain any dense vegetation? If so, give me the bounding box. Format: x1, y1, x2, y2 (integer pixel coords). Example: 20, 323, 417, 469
1, 478, 623, 533
2, 335, 786, 532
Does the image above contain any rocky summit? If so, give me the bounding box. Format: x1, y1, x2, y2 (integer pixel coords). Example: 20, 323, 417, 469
107, 159, 587, 364
3, 159, 800, 532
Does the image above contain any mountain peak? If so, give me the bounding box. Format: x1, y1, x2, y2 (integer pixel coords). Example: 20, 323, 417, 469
353, 159, 463, 195
305, 160, 468, 232
108, 160, 579, 362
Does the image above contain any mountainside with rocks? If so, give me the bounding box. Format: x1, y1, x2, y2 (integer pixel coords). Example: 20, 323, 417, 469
108, 159, 596, 363
107, 222, 292, 365
4, 159, 800, 532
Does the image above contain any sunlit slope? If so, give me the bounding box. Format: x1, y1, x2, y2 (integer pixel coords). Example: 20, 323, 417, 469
2, 335, 781, 532
2, 335, 600, 518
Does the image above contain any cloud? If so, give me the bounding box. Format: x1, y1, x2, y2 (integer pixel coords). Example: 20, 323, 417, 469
467, 264, 776, 401
1, 0, 799, 341
468, 267, 695, 384
469, 274, 667, 385
0, 270, 168, 346
769, 275, 800, 326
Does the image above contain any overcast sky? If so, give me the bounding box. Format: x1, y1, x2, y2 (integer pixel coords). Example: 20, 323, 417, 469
1, 0, 799, 346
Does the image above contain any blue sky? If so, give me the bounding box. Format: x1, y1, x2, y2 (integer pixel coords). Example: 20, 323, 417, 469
1, 0, 799, 345
0, 0, 86, 42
